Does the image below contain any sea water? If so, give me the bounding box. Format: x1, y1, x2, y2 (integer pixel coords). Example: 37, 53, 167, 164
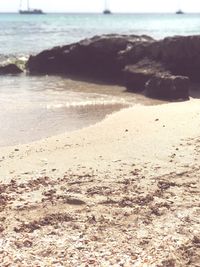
1, 13, 200, 55
1, 13, 200, 146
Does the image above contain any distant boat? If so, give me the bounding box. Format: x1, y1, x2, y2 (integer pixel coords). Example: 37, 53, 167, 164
103, 9, 111, 14
19, 9, 44, 14
176, 9, 184, 14
19, 0, 44, 14
103, 0, 111, 14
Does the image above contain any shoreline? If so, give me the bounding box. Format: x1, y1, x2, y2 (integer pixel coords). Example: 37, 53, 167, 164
1, 99, 200, 265
0, 75, 165, 148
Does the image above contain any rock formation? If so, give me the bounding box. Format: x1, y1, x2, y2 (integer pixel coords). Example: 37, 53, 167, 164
123, 58, 168, 92
145, 74, 190, 100
27, 34, 153, 83
0, 64, 23, 75
26, 34, 200, 100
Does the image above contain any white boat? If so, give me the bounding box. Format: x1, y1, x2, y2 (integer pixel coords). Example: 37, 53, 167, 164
103, 9, 111, 14
176, 9, 184, 14
176, 0, 184, 14
19, 0, 44, 14
103, 0, 111, 14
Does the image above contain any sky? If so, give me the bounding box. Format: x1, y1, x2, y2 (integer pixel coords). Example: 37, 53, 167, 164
0, 0, 200, 13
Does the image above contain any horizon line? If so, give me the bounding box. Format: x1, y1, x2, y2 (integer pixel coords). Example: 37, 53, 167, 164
0, 11, 200, 14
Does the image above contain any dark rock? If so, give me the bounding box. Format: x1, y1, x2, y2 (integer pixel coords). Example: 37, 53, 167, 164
123, 58, 169, 92
26, 34, 200, 100
122, 35, 200, 84
117, 36, 155, 66
148, 40, 162, 59
153, 35, 200, 82
145, 74, 189, 100
0, 64, 23, 75
27, 34, 154, 82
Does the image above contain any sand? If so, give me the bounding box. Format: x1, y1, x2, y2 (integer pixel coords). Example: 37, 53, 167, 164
0, 99, 200, 266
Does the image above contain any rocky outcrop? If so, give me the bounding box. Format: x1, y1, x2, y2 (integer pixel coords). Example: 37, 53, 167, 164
151, 35, 200, 82
124, 58, 189, 100
145, 74, 190, 100
27, 34, 154, 83
123, 58, 169, 92
26, 34, 200, 100
117, 37, 154, 66
0, 64, 23, 75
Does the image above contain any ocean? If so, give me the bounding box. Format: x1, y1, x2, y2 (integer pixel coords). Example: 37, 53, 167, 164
1, 13, 200, 146
1, 13, 200, 55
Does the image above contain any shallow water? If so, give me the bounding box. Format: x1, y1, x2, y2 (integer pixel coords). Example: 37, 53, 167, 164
0, 74, 165, 146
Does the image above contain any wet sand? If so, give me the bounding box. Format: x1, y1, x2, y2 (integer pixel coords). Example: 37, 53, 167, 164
0, 99, 200, 266
0, 75, 164, 147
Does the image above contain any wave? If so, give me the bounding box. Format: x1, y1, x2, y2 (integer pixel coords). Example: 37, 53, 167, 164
0, 54, 29, 71
46, 99, 129, 109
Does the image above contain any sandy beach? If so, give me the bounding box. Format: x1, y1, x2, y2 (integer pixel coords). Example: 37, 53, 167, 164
1, 99, 200, 266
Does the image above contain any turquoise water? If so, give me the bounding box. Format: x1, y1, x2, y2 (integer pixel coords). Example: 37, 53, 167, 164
0, 13, 198, 146
1, 13, 200, 56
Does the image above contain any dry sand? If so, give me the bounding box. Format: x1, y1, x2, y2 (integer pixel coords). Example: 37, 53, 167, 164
0, 99, 200, 266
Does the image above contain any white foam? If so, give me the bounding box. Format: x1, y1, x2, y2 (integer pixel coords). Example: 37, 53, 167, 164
46, 99, 128, 109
